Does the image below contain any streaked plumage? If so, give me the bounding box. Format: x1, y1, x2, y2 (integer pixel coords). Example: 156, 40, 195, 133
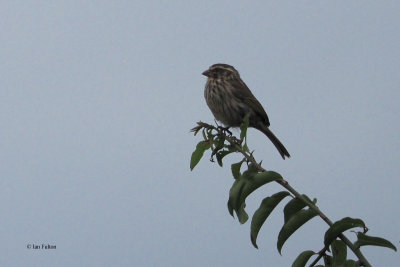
203, 63, 290, 159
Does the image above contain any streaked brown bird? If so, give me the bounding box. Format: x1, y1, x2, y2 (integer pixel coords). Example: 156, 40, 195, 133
202, 63, 290, 159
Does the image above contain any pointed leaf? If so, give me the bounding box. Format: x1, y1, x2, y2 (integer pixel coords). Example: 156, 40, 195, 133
253, 170, 283, 183
227, 179, 245, 217
236, 202, 248, 224
284, 194, 314, 223
231, 160, 244, 179
277, 209, 318, 254
240, 170, 276, 195
190, 141, 211, 170
238, 171, 282, 217
211, 136, 225, 158
324, 218, 365, 246
227, 168, 257, 223
227, 170, 280, 224
216, 150, 233, 167
292, 250, 315, 267
331, 240, 347, 266
355, 232, 397, 251
251, 191, 290, 248
241, 171, 283, 203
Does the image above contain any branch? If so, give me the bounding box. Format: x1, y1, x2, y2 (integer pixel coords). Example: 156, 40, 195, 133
190, 121, 396, 266
227, 136, 371, 267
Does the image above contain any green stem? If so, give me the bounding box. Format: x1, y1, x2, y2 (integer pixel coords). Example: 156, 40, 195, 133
231, 141, 372, 267
196, 123, 372, 267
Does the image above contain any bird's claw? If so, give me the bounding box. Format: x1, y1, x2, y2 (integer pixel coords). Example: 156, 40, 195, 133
216, 125, 232, 136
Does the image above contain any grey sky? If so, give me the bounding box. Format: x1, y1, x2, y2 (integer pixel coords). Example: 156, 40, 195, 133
1, 1, 399, 266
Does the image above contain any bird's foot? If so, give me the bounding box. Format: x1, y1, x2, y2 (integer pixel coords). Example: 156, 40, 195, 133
217, 125, 232, 136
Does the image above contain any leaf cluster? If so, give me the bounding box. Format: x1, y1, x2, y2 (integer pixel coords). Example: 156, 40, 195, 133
190, 119, 396, 267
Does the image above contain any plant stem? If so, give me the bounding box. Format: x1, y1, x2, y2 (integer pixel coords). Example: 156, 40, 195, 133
195, 123, 372, 267
231, 141, 372, 267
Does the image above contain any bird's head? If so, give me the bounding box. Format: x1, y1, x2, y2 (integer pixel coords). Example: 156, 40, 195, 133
202, 64, 239, 80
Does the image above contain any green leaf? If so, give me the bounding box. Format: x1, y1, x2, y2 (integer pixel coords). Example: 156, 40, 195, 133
283, 194, 314, 223
210, 141, 225, 162
323, 255, 333, 266
343, 260, 359, 267
277, 208, 318, 254
355, 232, 397, 252
227, 179, 246, 217
227, 168, 257, 223
231, 160, 244, 179
190, 141, 211, 170
214, 135, 226, 151
292, 250, 315, 267
227, 170, 281, 224
331, 240, 347, 266
243, 143, 250, 152
227, 180, 249, 224
240, 113, 250, 140
216, 150, 233, 167
235, 202, 248, 224
324, 217, 366, 246
253, 170, 283, 183
251, 191, 290, 248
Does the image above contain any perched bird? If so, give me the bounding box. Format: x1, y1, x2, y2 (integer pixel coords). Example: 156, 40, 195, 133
202, 63, 290, 159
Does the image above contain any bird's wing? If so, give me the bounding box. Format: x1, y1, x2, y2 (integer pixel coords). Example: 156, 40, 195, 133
232, 78, 270, 126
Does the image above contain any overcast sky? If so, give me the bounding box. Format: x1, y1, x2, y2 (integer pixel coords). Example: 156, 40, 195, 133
1, 1, 399, 266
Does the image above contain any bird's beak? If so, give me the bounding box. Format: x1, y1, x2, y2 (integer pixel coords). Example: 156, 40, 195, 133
202, 70, 210, 77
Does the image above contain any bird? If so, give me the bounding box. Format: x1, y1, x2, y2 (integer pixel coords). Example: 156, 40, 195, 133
202, 63, 290, 159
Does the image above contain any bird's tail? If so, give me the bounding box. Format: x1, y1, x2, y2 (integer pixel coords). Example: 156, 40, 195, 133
257, 125, 290, 159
